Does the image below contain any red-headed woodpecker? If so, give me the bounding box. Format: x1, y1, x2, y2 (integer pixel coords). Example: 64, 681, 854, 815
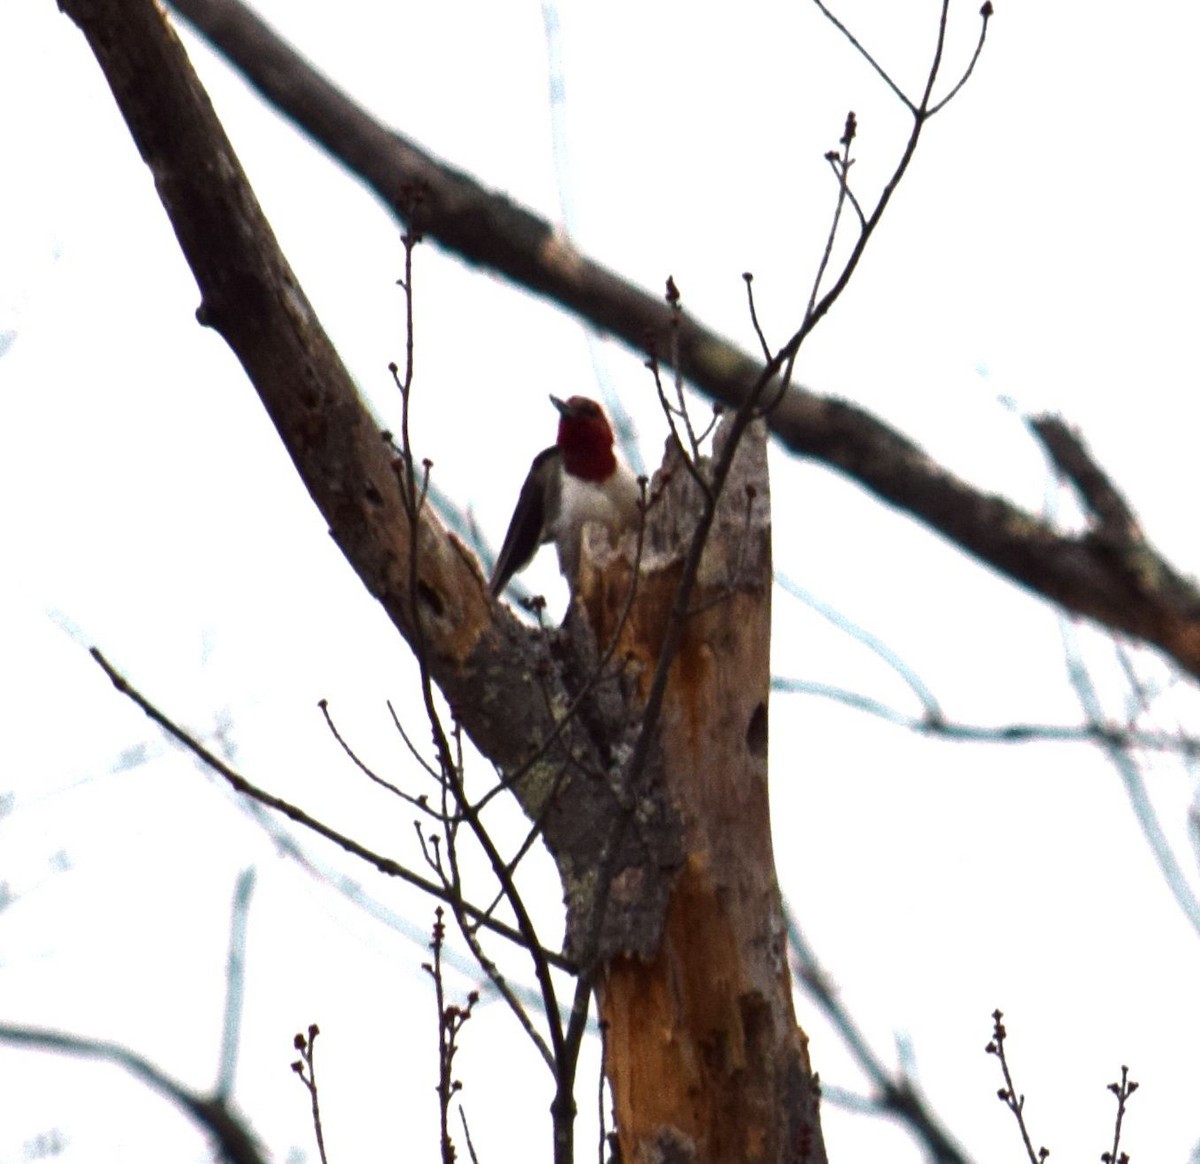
489, 395, 640, 598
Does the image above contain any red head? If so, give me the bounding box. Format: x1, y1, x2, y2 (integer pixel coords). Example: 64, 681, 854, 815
550, 395, 617, 482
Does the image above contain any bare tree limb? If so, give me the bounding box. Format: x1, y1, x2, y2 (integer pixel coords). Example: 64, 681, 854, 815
216, 867, 255, 1100
1029, 416, 1142, 542
0, 1023, 267, 1164
786, 909, 972, 1164
59, 0, 682, 969
87, 647, 578, 970
165, 0, 1200, 681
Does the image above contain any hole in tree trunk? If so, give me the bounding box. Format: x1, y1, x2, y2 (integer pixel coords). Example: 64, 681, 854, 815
745, 701, 768, 758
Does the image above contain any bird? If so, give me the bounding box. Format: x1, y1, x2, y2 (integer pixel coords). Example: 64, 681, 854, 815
489, 395, 640, 598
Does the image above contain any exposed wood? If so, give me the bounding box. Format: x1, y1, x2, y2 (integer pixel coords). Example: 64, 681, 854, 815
582, 423, 826, 1164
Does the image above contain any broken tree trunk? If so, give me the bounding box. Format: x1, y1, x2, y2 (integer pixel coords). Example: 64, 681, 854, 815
580, 417, 826, 1164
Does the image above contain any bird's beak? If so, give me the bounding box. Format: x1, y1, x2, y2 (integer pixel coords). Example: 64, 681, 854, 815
549, 394, 572, 417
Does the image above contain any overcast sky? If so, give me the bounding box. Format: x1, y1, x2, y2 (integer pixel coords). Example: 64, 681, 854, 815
2, 2, 1199, 1162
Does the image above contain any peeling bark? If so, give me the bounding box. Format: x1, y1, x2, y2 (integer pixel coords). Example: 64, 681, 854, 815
581, 423, 826, 1163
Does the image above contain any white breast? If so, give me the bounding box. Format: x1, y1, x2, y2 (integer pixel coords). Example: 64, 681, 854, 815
552, 462, 640, 581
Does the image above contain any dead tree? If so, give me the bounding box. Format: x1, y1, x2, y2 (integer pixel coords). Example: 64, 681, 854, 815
43, 1, 1111, 1162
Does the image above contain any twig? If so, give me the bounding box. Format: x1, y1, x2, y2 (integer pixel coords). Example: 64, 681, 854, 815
385, 223, 603, 1152
235, 793, 557, 1018
320, 697, 438, 802
647, 347, 713, 501
776, 571, 942, 718
390, 226, 572, 1090
928, 3, 994, 116
387, 699, 444, 784
785, 910, 970, 1164
576, 0, 989, 998
216, 867, 255, 1101
665, 276, 703, 461
459, 1107, 481, 1164
1058, 617, 1200, 937
772, 675, 1200, 754
449, 898, 555, 1071
291, 1024, 330, 1164
809, 0, 915, 112
806, 111, 859, 322
87, 646, 573, 969
985, 1010, 1048, 1164
0, 1023, 267, 1164
1101, 1065, 1138, 1164
742, 272, 773, 363
424, 908, 479, 1164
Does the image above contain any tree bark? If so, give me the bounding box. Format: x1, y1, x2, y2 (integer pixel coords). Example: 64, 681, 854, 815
56, 4, 826, 1160
582, 424, 826, 1163
55, 0, 684, 962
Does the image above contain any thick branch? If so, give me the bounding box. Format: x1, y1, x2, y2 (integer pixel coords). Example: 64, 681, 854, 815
167, 0, 1200, 680
59, 0, 678, 957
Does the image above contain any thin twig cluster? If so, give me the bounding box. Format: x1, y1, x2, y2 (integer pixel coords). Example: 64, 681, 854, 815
423, 907, 481, 1164
986, 1010, 1138, 1164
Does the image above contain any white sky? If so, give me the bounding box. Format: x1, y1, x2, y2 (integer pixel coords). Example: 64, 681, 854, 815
2, 2, 1199, 1162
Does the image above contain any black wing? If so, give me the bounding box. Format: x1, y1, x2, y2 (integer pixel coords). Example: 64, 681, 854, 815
489, 446, 561, 597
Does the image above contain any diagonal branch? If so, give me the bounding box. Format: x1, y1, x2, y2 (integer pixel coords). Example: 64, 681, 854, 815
0, 1023, 267, 1164
88, 647, 576, 971
59, 0, 681, 973
164, 0, 1200, 681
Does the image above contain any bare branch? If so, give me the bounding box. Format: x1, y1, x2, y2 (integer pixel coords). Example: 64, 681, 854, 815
928, 3, 995, 116
0, 1023, 267, 1164
424, 910, 480, 1164
776, 572, 943, 718
321, 697, 439, 801
59, 0, 684, 990
809, 0, 915, 112
216, 867, 255, 1101
88, 646, 574, 970
786, 913, 971, 1164
774, 675, 1200, 754
742, 272, 773, 363
290, 1024, 330, 1164
1101, 1066, 1139, 1164
1058, 619, 1200, 938
1030, 416, 1142, 542
156, 0, 1200, 680
985, 1011, 1049, 1164
56, 0, 1152, 684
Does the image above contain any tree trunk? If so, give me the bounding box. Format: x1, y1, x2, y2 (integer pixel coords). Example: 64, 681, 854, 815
57, 1, 826, 1157
580, 422, 826, 1164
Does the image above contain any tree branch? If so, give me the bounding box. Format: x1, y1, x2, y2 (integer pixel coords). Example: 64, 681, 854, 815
164, 0, 1200, 681
88, 647, 577, 971
59, 0, 682, 964
0, 1023, 267, 1164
